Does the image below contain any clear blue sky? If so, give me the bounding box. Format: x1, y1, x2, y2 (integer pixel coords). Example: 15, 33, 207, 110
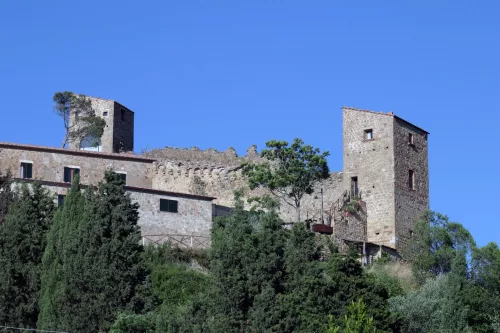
1, 1, 498, 246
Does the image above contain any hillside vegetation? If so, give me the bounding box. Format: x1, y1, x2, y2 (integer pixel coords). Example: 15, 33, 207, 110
0, 171, 499, 332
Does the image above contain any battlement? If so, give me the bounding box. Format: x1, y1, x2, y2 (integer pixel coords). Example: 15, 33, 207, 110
145, 145, 262, 170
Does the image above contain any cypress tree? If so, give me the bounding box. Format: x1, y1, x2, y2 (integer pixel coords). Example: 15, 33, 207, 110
0, 170, 14, 224
0, 182, 55, 327
38, 172, 150, 333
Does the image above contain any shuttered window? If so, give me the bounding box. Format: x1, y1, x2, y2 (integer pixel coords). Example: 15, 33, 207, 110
160, 199, 178, 213
64, 167, 80, 183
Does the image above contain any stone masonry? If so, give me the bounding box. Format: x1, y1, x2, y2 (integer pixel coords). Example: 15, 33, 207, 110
0, 95, 430, 251
68, 97, 134, 153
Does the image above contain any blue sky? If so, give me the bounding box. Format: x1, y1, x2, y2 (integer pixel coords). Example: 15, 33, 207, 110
1, 1, 498, 246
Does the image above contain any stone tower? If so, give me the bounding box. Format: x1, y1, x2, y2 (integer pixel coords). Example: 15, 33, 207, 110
342, 107, 429, 249
68, 96, 134, 153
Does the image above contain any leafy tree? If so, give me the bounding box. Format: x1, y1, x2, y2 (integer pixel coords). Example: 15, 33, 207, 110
38, 172, 151, 333
53, 91, 106, 148
0, 183, 55, 328
243, 138, 329, 222
326, 299, 377, 333
467, 242, 500, 332
327, 247, 395, 332
402, 211, 475, 285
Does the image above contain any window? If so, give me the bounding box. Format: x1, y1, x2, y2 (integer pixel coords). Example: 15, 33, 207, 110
121, 109, 125, 121
364, 129, 373, 140
408, 170, 415, 190
351, 176, 359, 197
64, 167, 80, 183
160, 199, 178, 213
409, 230, 414, 238
408, 133, 415, 146
116, 172, 127, 184
20, 162, 32, 179
103, 111, 108, 117
57, 195, 66, 208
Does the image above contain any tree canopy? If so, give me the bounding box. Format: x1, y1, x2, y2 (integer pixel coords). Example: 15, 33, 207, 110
243, 138, 330, 222
53, 91, 106, 148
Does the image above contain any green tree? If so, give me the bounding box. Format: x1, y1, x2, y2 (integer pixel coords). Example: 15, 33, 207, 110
0, 170, 14, 224
53, 91, 106, 148
326, 299, 376, 333
0, 183, 55, 328
403, 211, 475, 285
327, 247, 394, 332
243, 138, 329, 222
38, 172, 150, 333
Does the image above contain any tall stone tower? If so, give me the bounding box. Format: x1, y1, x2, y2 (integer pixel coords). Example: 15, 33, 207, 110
342, 107, 429, 249
68, 96, 134, 153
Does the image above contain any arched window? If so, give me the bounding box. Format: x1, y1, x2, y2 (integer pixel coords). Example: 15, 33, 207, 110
79, 134, 102, 152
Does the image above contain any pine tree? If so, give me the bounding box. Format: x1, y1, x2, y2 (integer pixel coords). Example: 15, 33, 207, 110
38, 172, 150, 333
0, 182, 55, 327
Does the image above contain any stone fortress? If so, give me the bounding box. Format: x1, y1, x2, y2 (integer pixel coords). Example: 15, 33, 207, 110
0, 96, 429, 257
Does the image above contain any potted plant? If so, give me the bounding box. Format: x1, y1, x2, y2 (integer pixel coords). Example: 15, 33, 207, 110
343, 199, 360, 215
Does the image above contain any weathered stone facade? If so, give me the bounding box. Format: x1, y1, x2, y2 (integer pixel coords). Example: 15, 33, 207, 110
0, 143, 153, 188
68, 97, 134, 153
0, 142, 215, 248
0, 97, 430, 251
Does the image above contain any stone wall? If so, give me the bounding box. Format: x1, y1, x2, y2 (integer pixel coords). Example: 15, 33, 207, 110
343, 108, 396, 247
128, 189, 213, 246
112, 101, 134, 153
393, 117, 429, 250
0, 143, 154, 188
68, 97, 134, 153
11, 180, 214, 248
146, 146, 345, 223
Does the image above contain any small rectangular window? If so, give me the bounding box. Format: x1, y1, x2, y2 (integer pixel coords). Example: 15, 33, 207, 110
364, 129, 373, 140
160, 199, 178, 213
20, 162, 33, 179
121, 109, 125, 121
409, 170, 415, 190
64, 167, 80, 183
103, 111, 108, 117
409, 133, 415, 146
117, 173, 127, 184
351, 176, 359, 197
57, 195, 66, 208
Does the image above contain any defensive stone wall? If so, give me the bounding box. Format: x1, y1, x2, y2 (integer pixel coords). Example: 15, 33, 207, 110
343, 108, 396, 247
146, 146, 345, 223
393, 117, 429, 250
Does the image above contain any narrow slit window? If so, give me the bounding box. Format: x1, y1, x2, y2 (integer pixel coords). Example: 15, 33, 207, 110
160, 199, 178, 213
20, 162, 33, 179
351, 176, 359, 197
409, 133, 415, 146
364, 129, 373, 140
409, 170, 415, 190
64, 167, 80, 183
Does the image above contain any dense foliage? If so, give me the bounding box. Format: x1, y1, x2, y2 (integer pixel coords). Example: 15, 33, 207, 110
0, 170, 499, 332
0, 182, 54, 327
243, 138, 330, 221
38, 172, 151, 333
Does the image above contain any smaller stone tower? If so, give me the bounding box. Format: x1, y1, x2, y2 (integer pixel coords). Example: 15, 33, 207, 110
342, 107, 429, 249
69, 96, 134, 153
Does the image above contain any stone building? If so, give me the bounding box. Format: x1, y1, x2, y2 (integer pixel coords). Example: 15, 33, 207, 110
0, 96, 429, 254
